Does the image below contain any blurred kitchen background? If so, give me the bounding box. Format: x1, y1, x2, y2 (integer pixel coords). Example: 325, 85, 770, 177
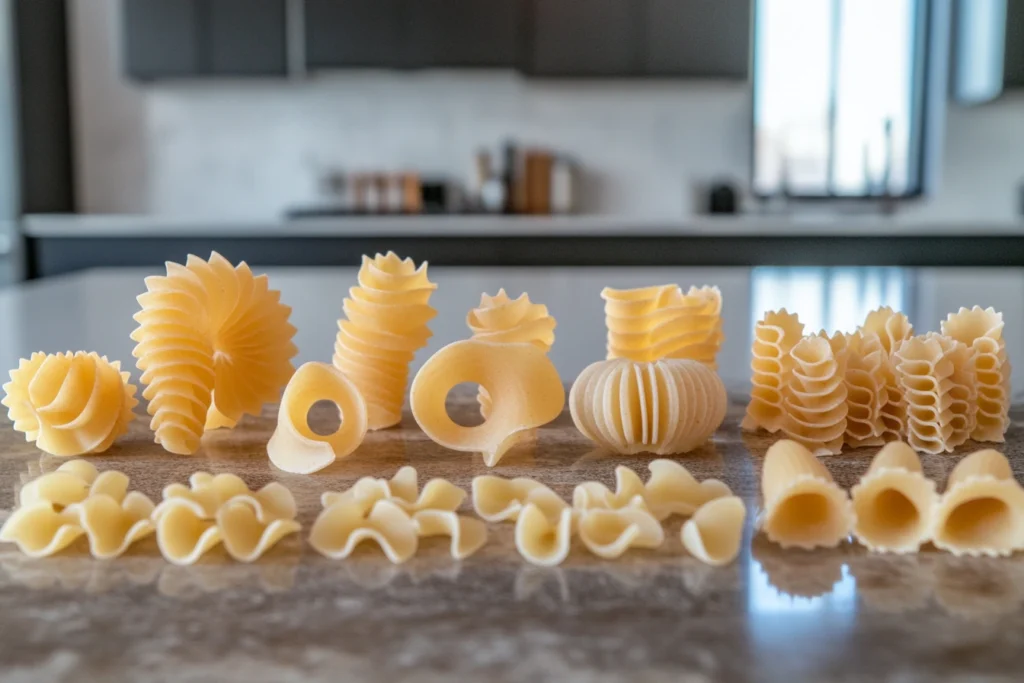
0, 0, 1022, 390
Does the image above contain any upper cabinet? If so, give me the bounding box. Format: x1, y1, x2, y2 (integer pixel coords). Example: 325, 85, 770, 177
304, 0, 403, 69
643, 0, 750, 78
403, 0, 524, 69
528, 0, 641, 76
207, 0, 288, 76
1006, 0, 1024, 87
123, 0, 202, 79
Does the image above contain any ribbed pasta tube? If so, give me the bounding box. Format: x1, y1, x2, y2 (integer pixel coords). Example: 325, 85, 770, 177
742, 309, 804, 433
779, 335, 848, 456
843, 331, 888, 449
941, 306, 1011, 442
859, 306, 913, 441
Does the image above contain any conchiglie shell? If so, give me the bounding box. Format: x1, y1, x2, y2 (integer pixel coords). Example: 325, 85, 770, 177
0, 503, 84, 557
412, 510, 488, 560
514, 502, 574, 567
681, 496, 746, 566
577, 507, 664, 559
932, 449, 1024, 557
851, 442, 937, 553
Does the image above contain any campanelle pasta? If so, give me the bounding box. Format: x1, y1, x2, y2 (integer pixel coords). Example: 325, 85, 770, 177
577, 506, 664, 559
412, 510, 488, 560
681, 496, 746, 567
322, 466, 465, 514
779, 336, 848, 456
515, 498, 574, 567
742, 309, 804, 433
942, 306, 1011, 442
471, 475, 554, 522
2, 352, 137, 457
310, 498, 419, 564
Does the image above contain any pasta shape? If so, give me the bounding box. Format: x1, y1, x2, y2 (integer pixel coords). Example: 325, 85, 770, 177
216, 501, 301, 563
843, 332, 888, 449
471, 475, 554, 522
680, 496, 746, 566
154, 498, 223, 566
332, 252, 438, 431
412, 510, 488, 560
742, 309, 805, 433
779, 336, 848, 456
642, 459, 732, 521
68, 490, 155, 560
267, 362, 368, 474
932, 449, 1024, 557
760, 439, 854, 549
572, 466, 646, 512
309, 498, 419, 564
577, 506, 664, 559
19, 459, 98, 508
410, 339, 564, 467
0, 503, 84, 557
515, 497, 574, 567
942, 306, 1011, 442
322, 466, 465, 514
132, 252, 297, 454
850, 441, 938, 553
2, 351, 137, 457
860, 306, 914, 355
569, 358, 727, 455
860, 307, 913, 440
602, 284, 723, 367
893, 335, 965, 454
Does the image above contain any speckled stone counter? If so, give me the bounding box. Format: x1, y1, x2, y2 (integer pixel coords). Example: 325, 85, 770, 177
2, 393, 1024, 683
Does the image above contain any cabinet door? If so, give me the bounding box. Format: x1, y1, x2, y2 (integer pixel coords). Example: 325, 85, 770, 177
528, 0, 640, 76
206, 0, 288, 76
123, 0, 201, 79
644, 0, 750, 78
1006, 0, 1024, 87
305, 0, 403, 68
404, 0, 524, 68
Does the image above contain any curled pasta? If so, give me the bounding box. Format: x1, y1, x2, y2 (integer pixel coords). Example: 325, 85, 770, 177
515, 497, 574, 567
577, 506, 664, 559
893, 335, 965, 454
0, 503, 84, 557
19, 459, 98, 509
216, 501, 301, 563
332, 252, 438, 430
412, 510, 488, 560
2, 351, 137, 457
322, 466, 465, 514
411, 339, 565, 467
309, 498, 419, 564
569, 358, 726, 455
642, 459, 731, 521
472, 475, 553, 522
573, 466, 646, 512
942, 306, 1011, 442
68, 490, 155, 560
742, 309, 804, 433
860, 306, 914, 356
681, 496, 746, 566
132, 252, 297, 454
860, 307, 913, 440
780, 335, 848, 456
843, 332, 888, 449
267, 362, 368, 474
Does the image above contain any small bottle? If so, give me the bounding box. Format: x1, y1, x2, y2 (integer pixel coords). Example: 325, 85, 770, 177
550, 156, 576, 214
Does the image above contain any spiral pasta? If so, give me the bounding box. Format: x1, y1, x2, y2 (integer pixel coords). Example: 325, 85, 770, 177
569, 358, 726, 455
132, 252, 297, 454
843, 332, 887, 449
2, 352, 137, 457
942, 306, 1011, 442
333, 252, 438, 430
466, 289, 555, 418
780, 335, 848, 456
893, 335, 968, 454
860, 306, 912, 441
742, 309, 804, 433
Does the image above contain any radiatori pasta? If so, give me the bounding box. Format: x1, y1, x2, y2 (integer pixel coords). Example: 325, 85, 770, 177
942, 306, 1011, 443
742, 309, 805, 433
569, 358, 726, 455
779, 335, 848, 456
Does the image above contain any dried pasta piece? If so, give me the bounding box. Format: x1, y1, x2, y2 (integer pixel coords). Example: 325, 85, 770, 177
309, 498, 419, 564
471, 475, 553, 522
573, 466, 646, 511
850, 441, 938, 553
643, 459, 732, 521
467, 289, 556, 419
267, 361, 368, 474
843, 332, 888, 449
681, 496, 746, 566
602, 285, 723, 367
892, 335, 960, 454
132, 252, 297, 454
0, 503, 84, 557
780, 335, 848, 456
742, 309, 805, 433
929, 333, 978, 449
760, 439, 854, 549
411, 339, 564, 467
932, 449, 1024, 557
322, 466, 465, 514
2, 351, 137, 457
156, 472, 250, 519
860, 306, 914, 356
19, 459, 98, 508
577, 506, 663, 559
860, 307, 914, 441
942, 306, 1011, 442
515, 500, 574, 567
154, 498, 223, 565
412, 510, 488, 559
217, 500, 301, 563
67, 491, 156, 559
569, 358, 727, 456
332, 252, 438, 430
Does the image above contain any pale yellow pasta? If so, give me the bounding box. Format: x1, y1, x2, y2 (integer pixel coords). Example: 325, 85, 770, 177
514, 500, 574, 567
132, 252, 297, 454
843, 332, 888, 449
2, 351, 137, 457
931, 333, 978, 449
942, 306, 1011, 442
332, 252, 438, 431
642, 459, 731, 521
742, 309, 805, 433
309, 498, 419, 564
681, 496, 746, 566
0, 503, 84, 557
893, 335, 961, 454
471, 475, 553, 522
156, 472, 250, 519
569, 358, 727, 456
412, 509, 488, 559
860, 306, 914, 441
411, 339, 564, 467
577, 506, 663, 559
322, 466, 465, 514
267, 361, 368, 474
68, 491, 156, 560
467, 289, 556, 419
154, 498, 223, 565
18, 459, 98, 508
860, 306, 914, 356
850, 441, 938, 553
780, 336, 848, 456
761, 439, 854, 549
572, 466, 646, 511
932, 449, 1024, 557
602, 284, 723, 367
216, 501, 301, 563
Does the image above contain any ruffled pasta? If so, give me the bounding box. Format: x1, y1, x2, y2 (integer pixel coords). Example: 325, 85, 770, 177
860, 306, 914, 356
681, 496, 746, 566
569, 358, 726, 455
322, 466, 465, 514
843, 332, 888, 449
18, 459, 97, 509
515, 498, 574, 567
132, 252, 297, 454
860, 307, 913, 440
332, 252, 438, 430
2, 352, 137, 457
471, 475, 553, 522
577, 506, 664, 559
742, 309, 804, 433
780, 336, 848, 456
642, 460, 732, 521
893, 335, 965, 454
412, 510, 488, 560
310, 498, 419, 564
942, 306, 1011, 442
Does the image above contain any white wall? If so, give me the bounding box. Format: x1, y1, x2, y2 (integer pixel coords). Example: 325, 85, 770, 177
68, 0, 1024, 221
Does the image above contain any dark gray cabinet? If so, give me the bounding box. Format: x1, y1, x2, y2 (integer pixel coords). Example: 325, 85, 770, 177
207, 0, 288, 75
528, 0, 640, 76
305, 0, 403, 68
404, 0, 524, 68
123, 0, 201, 79
1006, 0, 1024, 87
644, 0, 750, 78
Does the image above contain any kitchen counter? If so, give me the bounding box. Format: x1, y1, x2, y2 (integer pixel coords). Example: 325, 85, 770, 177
3, 265, 1024, 681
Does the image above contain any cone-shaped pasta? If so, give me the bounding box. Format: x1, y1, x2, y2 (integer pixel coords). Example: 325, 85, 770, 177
643, 459, 731, 521
0, 503, 84, 557
843, 332, 888, 449
411, 339, 564, 467
514, 501, 574, 567
412, 510, 488, 560
467, 289, 556, 419
942, 306, 1011, 442
569, 358, 726, 455
602, 284, 723, 367
932, 449, 1024, 557
577, 507, 664, 559
780, 336, 848, 456
332, 252, 438, 430
892, 335, 965, 454
471, 475, 552, 522
681, 496, 746, 566
132, 252, 297, 454
761, 439, 853, 549
322, 466, 465, 514
742, 309, 804, 433
2, 352, 137, 457
216, 501, 301, 562
267, 362, 368, 474
310, 498, 418, 564
850, 442, 938, 553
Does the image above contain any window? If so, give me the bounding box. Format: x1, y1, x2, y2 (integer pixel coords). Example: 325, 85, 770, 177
752, 0, 928, 198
